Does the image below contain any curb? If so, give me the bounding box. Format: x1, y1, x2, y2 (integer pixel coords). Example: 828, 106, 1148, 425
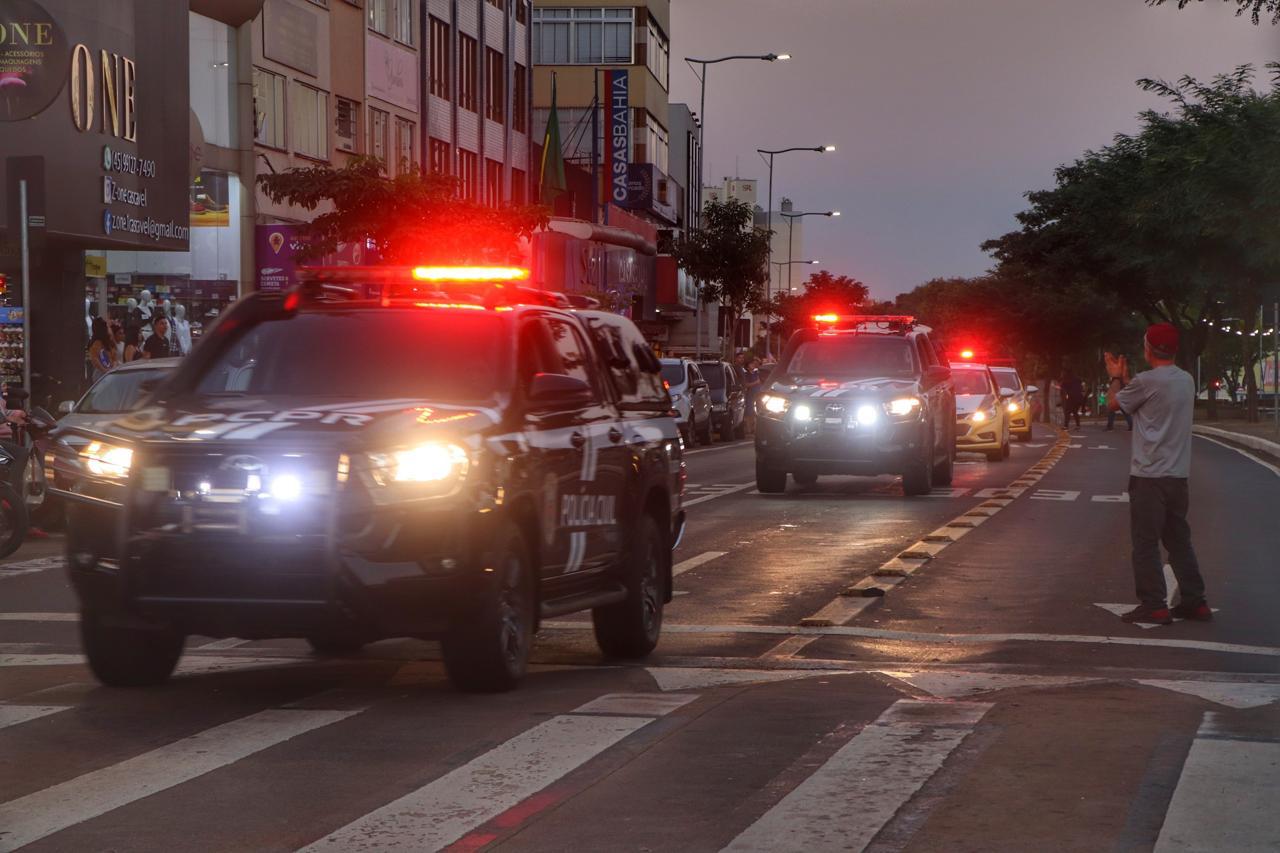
788, 428, 1072, 634
1192, 424, 1280, 457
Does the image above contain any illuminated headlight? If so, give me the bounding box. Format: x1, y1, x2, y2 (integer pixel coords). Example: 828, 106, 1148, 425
793, 404, 813, 422
81, 441, 133, 479
856, 404, 879, 426
1007, 401, 1021, 413
269, 474, 303, 501
370, 441, 469, 485
886, 396, 922, 417
971, 410, 988, 423
759, 394, 789, 415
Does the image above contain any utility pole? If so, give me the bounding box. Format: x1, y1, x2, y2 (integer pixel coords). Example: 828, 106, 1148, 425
19, 180, 31, 394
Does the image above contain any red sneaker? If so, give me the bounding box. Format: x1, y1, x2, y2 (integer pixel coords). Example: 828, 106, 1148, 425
1171, 600, 1213, 622
1120, 605, 1173, 625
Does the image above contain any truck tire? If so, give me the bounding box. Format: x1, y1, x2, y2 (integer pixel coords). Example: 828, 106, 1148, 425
756, 460, 787, 494
593, 514, 665, 658
902, 430, 935, 496
442, 520, 535, 693
81, 609, 184, 687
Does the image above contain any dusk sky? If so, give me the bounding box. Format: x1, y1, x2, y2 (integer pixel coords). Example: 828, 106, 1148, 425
668, 0, 1279, 300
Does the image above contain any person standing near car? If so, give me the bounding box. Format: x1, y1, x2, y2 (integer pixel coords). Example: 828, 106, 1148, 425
142, 316, 175, 360
1105, 323, 1210, 625
87, 318, 118, 381
743, 357, 763, 437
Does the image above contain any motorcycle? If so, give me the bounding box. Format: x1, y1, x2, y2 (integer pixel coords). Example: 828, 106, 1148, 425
0, 441, 29, 559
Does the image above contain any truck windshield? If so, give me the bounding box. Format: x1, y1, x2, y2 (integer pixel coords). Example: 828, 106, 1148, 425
781, 336, 917, 379
191, 310, 507, 402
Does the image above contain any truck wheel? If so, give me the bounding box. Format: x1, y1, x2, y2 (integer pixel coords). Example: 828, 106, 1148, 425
81, 609, 184, 687
719, 415, 734, 442
932, 445, 954, 486
902, 432, 935, 496
756, 460, 787, 494
734, 419, 746, 439
593, 514, 665, 659
442, 520, 534, 693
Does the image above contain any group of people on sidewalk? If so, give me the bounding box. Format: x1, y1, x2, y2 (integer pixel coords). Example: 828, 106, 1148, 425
86, 311, 188, 383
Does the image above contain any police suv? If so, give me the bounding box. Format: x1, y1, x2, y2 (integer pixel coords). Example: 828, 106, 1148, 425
52, 266, 685, 692
754, 314, 956, 495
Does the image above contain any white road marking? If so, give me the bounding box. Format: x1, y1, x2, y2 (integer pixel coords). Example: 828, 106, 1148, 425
194, 638, 253, 651
684, 482, 755, 507
1092, 493, 1130, 503
1023, 443, 1049, 447
0, 612, 76, 622
540, 622, 1280, 657
1031, 489, 1080, 501
297, 713, 668, 851
1155, 713, 1280, 852
1194, 433, 1280, 477
0, 653, 302, 673
881, 671, 1099, 699
1089, 445, 1115, 450
0, 707, 362, 853
682, 440, 750, 456
722, 700, 991, 852
0, 704, 68, 731
1138, 680, 1280, 709
672, 551, 728, 577
646, 667, 838, 692
924, 487, 970, 498
0, 556, 66, 579
572, 692, 698, 716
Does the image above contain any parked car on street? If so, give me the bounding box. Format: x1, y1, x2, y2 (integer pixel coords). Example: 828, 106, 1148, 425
660, 358, 713, 446
698, 360, 746, 441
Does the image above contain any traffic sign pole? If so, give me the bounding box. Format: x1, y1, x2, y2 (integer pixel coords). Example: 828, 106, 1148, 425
19, 179, 31, 394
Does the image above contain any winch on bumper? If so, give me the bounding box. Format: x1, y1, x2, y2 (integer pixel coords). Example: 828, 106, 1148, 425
56, 438, 493, 641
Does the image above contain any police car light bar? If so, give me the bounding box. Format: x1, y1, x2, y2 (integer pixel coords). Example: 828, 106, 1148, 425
812, 314, 917, 332
411, 266, 530, 282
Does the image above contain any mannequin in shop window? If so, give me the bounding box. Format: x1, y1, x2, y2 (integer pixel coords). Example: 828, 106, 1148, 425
135, 290, 155, 333
173, 304, 192, 356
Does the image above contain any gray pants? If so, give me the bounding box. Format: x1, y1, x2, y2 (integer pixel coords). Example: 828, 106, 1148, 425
1129, 476, 1205, 608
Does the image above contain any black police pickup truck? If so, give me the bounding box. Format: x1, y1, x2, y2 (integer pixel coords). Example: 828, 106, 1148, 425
52, 267, 685, 692
753, 315, 956, 496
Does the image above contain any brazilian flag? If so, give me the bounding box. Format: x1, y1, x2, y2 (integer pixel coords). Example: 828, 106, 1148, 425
539, 74, 567, 206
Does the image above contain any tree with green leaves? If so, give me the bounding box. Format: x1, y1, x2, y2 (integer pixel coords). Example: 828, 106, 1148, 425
1146, 0, 1280, 23
766, 270, 869, 345
672, 199, 771, 356
257, 157, 548, 265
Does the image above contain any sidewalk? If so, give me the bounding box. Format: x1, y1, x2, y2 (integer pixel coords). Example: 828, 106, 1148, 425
1193, 418, 1280, 462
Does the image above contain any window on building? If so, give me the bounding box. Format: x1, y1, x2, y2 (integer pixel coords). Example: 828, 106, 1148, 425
458, 149, 479, 199
291, 82, 328, 159
532, 8, 633, 65
429, 137, 451, 174
252, 67, 286, 149
511, 167, 526, 204
395, 118, 416, 174
429, 17, 451, 99
516, 1, 527, 24
645, 18, 669, 90
484, 158, 503, 207
368, 0, 389, 35
368, 106, 389, 164
485, 48, 505, 124
512, 63, 527, 132
394, 0, 413, 44
459, 34, 478, 112
335, 97, 359, 152
643, 115, 668, 174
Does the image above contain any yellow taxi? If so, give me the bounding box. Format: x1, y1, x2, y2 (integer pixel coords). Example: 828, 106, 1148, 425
950, 361, 1012, 461
989, 364, 1036, 441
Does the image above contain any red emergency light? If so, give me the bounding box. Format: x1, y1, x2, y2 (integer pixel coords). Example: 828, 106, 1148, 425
411, 265, 530, 283
959, 349, 975, 360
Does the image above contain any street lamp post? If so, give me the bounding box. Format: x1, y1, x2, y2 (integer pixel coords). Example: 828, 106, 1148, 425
781, 210, 841, 293
686, 52, 789, 358
757, 145, 835, 355
767, 260, 819, 354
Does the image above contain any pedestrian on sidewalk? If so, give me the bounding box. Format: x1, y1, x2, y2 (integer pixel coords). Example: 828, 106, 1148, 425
1060, 371, 1084, 430
1105, 323, 1211, 625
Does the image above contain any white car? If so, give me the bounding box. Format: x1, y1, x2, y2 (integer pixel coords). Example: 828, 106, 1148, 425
660, 358, 714, 445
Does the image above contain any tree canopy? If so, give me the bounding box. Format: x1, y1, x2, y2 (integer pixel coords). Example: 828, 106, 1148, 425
257, 157, 548, 264
673, 199, 771, 352
767, 271, 869, 342
1147, 0, 1280, 23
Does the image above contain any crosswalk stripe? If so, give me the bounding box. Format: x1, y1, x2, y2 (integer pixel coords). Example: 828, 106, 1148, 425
683, 482, 754, 507
0, 704, 67, 731
298, 713, 660, 852
673, 551, 728, 577
0, 706, 362, 852
722, 699, 990, 852
1155, 713, 1280, 852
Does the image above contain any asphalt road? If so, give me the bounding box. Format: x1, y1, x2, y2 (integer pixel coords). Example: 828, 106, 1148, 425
2, 422, 1279, 851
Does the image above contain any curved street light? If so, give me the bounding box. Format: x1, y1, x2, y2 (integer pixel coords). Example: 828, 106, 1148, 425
780, 210, 841, 294
684, 51, 791, 357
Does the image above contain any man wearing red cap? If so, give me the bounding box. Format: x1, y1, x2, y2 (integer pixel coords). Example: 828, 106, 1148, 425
1104, 323, 1211, 626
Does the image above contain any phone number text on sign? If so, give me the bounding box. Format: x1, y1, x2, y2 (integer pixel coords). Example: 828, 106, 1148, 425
102, 145, 157, 178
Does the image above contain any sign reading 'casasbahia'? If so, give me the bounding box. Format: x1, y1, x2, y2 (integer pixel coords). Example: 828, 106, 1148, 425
0, 0, 189, 250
